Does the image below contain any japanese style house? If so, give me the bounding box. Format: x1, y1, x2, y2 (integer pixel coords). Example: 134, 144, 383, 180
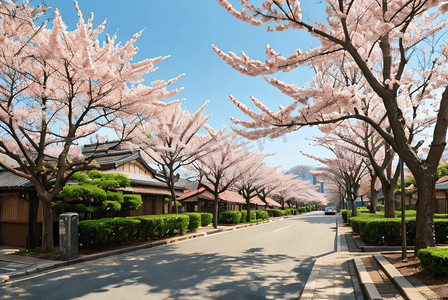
0, 142, 185, 247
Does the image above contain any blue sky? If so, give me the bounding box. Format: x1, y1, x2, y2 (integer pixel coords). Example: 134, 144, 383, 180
40, 0, 335, 170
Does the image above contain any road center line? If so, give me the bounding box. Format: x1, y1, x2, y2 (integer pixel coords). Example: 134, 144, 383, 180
273, 224, 294, 233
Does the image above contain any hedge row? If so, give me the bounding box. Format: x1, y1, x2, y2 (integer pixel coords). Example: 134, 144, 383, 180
200, 213, 213, 227
417, 247, 448, 276
79, 212, 213, 250
218, 209, 270, 224
217, 206, 316, 225
349, 215, 448, 246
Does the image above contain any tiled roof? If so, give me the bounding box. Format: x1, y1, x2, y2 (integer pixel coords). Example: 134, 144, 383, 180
436, 181, 448, 190
265, 197, 281, 207
177, 187, 206, 201
436, 175, 448, 184
113, 186, 183, 197
179, 184, 271, 206
0, 145, 184, 192
0, 170, 33, 188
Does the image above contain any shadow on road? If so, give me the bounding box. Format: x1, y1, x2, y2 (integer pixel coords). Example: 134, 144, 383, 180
1, 245, 322, 300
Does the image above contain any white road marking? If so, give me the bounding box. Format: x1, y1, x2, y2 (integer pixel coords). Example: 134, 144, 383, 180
273, 224, 294, 233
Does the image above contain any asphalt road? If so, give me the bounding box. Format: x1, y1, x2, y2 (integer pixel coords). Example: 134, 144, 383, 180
1, 211, 338, 300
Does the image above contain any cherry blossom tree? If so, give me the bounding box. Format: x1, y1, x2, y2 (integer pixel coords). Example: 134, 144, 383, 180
320, 120, 398, 216
292, 180, 328, 206
215, 0, 448, 252
305, 146, 368, 217
190, 127, 254, 228
234, 152, 272, 222
255, 167, 295, 208
132, 101, 217, 214
273, 171, 323, 208
0, 1, 182, 252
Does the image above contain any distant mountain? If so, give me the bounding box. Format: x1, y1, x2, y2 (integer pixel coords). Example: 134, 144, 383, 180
286, 165, 315, 183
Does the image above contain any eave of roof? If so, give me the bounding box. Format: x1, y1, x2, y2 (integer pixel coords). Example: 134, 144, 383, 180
436, 181, 448, 190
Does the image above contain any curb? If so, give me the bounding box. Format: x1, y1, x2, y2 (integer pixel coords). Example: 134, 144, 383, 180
353, 257, 382, 300
373, 254, 426, 300
0, 217, 289, 284
299, 257, 323, 300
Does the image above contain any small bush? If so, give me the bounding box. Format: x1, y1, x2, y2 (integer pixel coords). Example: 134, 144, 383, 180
358, 218, 402, 246
79, 218, 117, 249
357, 206, 369, 212
284, 208, 297, 215
240, 210, 256, 222
265, 209, 286, 217
218, 211, 242, 224
256, 210, 269, 221
200, 213, 213, 227
181, 213, 201, 231
418, 247, 448, 276
341, 209, 353, 223
377, 205, 385, 212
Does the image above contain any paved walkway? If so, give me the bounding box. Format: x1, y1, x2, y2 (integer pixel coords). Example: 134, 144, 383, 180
300, 214, 442, 300
300, 216, 364, 299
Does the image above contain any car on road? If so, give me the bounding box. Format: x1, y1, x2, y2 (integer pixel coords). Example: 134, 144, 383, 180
324, 206, 337, 215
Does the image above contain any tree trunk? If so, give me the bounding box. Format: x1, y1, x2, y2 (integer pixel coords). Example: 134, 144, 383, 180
414, 174, 436, 254
351, 200, 357, 217
213, 193, 219, 228
41, 199, 54, 253
168, 184, 177, 214
246, 199, 251, 222
168, 199, 173, 214
369, 177, 378, 213
383, 185, 396, 218
26, 193, 38, 250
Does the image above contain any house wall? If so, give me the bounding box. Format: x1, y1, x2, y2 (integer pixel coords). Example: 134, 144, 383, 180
114, 162, 154, 178
0, 192, 62, 247
0, 192, 27, 247
436, 191, 447, 214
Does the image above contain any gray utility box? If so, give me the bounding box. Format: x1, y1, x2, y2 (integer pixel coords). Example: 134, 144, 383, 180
59, 213, 79, 260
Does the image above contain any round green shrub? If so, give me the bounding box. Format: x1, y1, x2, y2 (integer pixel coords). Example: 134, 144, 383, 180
181, 212, 201, 231
200, 213, 213, 227
255, 210, 269, 220
218, 211, 242, 224
418, 247, 448, 276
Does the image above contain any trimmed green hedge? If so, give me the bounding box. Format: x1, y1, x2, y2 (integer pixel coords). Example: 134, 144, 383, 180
341, 209, 351, 223
200, 213, 213, 227
181, 213, 201, 231
79, 214, 190, 250
418, 247, 448, 276
218, 211, 242, 224
357, 206, 370, 212
265, 209, 286, 217
350, 214, 448, 246
132, 214, 189, 237
284, 208, 297, 215
297, 207, 306, 213
218, 210, 269, 224
240, 210, 256, 223
256, 210, 270, 221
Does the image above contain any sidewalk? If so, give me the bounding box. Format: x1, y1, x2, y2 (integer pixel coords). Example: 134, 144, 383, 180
300, 215, 364, 300
299, 214, 440, 300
